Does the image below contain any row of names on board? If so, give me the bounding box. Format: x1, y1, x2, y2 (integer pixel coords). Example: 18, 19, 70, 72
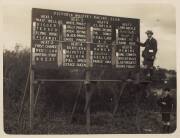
31, 8, 140, 69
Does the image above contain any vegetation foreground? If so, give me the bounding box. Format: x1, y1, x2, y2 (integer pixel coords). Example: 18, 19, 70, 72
3, 47, 176, 134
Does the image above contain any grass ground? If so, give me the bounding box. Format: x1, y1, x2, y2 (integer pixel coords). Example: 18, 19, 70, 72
4, 107, 176, 134
3, 84, 176, 134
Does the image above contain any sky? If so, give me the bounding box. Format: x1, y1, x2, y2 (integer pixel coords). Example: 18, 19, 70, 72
2, 0, 176, 70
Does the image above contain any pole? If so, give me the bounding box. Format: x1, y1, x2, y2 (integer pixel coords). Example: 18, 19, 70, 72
86, 88, 90, 133
30, 69, 34, 130
18, 66, 30, 122
85, 69, 91, 133
84, 24, 92, 133
30, 9, 35, 130
34, 83, 41, 111
70, 82, 83, 123
113, 82, 127, 116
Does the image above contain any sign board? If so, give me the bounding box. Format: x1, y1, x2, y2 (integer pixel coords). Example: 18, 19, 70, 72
31, 8, 140, 70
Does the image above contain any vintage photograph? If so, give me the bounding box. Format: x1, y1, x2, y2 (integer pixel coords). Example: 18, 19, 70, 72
2, 0, 176, 134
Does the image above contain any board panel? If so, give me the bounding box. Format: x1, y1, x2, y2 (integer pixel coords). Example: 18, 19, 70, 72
31, 8, 140, 70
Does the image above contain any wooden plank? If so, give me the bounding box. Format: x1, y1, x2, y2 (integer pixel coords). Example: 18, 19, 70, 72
18, 67, 30, 122
70, 82, 83, 123
34, 83, 41, 111
111, 44, 116, 66
35, 79, 123, 82
113, 82, 127, 116
57, 42, 63, 67
57, 20, 63, 67
85, 69, 91, 133
30, 70, 35, 129
86, 103, 90, 133
86, 25, 91, 68
85, 82, 90, 133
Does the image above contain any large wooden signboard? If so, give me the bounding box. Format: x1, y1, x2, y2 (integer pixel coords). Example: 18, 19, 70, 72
31, 8, 140, 70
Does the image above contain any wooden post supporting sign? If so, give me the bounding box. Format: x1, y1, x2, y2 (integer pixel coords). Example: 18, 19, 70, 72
84, 24, 93, 133
30, 69, 34, 130
85, 70, 91, 133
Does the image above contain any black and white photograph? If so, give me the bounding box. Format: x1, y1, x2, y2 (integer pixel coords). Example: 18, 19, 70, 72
1, 0, 178, 135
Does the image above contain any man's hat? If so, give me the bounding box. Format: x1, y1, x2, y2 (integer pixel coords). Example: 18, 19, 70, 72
146, 30, 153, 35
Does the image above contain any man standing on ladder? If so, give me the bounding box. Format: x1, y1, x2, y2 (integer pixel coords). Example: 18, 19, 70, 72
137, 30, 157, 80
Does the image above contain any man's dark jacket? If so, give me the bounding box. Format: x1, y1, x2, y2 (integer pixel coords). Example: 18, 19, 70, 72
139, 37, 157, 60
157, 94, 173, 113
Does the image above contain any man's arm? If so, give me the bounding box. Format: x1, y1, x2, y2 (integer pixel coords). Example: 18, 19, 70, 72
137, 40, 146, 47
136, 38, 146, 47
139, 42, 146, 47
